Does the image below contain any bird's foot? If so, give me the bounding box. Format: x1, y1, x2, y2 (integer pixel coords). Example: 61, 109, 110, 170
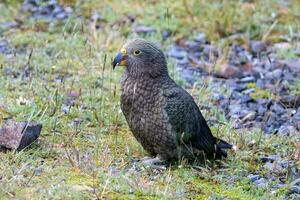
141, 156, 167, 170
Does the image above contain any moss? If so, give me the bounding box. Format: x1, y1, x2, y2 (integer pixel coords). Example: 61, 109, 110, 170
250, 88, 274, 100
247, 82, 256, 89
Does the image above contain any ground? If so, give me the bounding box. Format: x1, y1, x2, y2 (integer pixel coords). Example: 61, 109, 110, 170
0, 0, 300, 199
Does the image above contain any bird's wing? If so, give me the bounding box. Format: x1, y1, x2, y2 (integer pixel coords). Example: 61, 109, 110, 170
163, 83, 219, 155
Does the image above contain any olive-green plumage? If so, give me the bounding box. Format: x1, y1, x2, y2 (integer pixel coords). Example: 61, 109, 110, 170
113, 38, 232, 162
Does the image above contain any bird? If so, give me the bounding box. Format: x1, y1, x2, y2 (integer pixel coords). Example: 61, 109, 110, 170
112, 38, 232, 164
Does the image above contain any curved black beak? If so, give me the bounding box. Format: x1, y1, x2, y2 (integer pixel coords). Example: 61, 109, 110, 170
112, 48, 127, 70
112, 52, 123, 70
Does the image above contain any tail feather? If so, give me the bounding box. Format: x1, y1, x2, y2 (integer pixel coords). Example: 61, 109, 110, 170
215, 138, 232, 158
216, 138, 232, 149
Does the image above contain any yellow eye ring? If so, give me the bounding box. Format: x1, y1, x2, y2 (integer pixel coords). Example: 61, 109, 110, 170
133, 50, 141, 55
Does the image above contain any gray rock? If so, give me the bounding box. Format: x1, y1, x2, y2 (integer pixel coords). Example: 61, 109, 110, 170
247, 102, 258, 110
194, 33, 206, 44
257, 105, 267, 115
265, 69, 283, 80
264, 125, 277, 134
247, 174, 260, 182
283, 71, 295, 81
0, 21, 19, 30
240, 76, 255, 83
176, 57, 189, 65
161, 30, 171, 41
290, 186, 300, 194
228, 81, 247, 92
250, 41, 267, 54
272, 103, 285, 115
0, 40, 11, 54
185, 41, 201, 52
202, 44, 218, 57
256, 79, 265, 88
22, 0, 71, 21
133, 25, 156, 34
240, 94, 253, 103
254, 178, 267, 188
260, 155, 281, 163
243, 88, 255, 94
263, 161, 284, 172
272, 183, 285, 189
278, 125, 290, 135
283, 58, 300, 73
168, 47, 187, 59
228, 104, 242, 116
241, 111, 256, 122
279, 160, 294, 169
293, 108, 300, 121
55, 12, 67, 20
0, 120, 42, 150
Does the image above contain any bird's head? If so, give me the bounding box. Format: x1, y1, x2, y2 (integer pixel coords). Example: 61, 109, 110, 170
112, 38, 168, 78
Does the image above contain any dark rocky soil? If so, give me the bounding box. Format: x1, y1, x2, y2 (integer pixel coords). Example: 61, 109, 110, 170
168, 35, 300, 196
21, 0, 72, 21
168, 34, 300, 136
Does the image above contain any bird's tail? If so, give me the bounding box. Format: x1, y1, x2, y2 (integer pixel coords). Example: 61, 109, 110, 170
215, 138, 232, 158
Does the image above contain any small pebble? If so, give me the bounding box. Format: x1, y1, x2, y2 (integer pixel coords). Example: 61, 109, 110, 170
265, 69, 283, 80
247, 174, 260, 182
290, 186, 300, 194
254, 178, 267, 188
240, 76, 255, 83
194, 32, 206, 44
250, 41, 267, 54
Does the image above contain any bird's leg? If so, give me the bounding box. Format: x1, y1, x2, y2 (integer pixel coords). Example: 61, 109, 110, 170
141, 156, 167, 170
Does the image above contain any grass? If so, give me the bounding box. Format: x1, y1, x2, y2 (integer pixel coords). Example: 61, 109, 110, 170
0, 0, 299, 199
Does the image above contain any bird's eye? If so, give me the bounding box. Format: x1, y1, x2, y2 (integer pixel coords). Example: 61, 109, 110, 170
133, 50, 141, 55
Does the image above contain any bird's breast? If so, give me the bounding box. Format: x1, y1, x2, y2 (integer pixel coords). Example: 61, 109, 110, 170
120, 77, 164, 126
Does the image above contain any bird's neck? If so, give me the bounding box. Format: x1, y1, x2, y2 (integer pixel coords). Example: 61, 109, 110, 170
124, 68, 170, 80
122, 71, 171, 89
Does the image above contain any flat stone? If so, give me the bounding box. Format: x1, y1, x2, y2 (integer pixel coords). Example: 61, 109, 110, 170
202, 44, 218, 57
264, 125, 277, 134
22, 0, 71, 21
278, 125, 290, 135
290, 186, 300, 194
239, 76, 255, 83
272, 183, 285, 189
0, 40, 11, 54
241, 111, 256, 122
247, 174, 260, 182
168, 47, 187, 59
271, 103, 285, 115
216, 63, 243, 79
0, 21, 19, 30
161, 30, 171, 41
250, 41, 267, 54
55, 11, 68, 20
240, 94, 253, 103
265, 69, 283, 80
228, 104, 242, 116
283, 58, 300, 73
133, 25, 156, 34
243, 88, 255, 94
194, 32, 206, 44
0, 120, 42, 150
185, 41, 200, 52
254, 178, 267, 188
